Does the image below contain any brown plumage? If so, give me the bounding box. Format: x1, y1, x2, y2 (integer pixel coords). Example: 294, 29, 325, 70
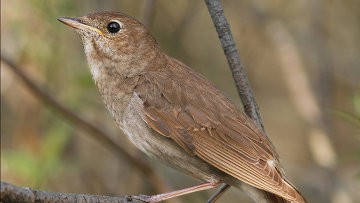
58, 11, 306, 203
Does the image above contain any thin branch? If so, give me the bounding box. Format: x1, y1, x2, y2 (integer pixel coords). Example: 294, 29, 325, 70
0, 55, 171, 194
204, 1, 284, 202
204, 0, 264, 131
206, 184, 230, 203
0, 181, 144, 203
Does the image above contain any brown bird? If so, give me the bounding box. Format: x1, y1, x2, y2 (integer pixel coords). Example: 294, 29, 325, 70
58, 11, 306, 203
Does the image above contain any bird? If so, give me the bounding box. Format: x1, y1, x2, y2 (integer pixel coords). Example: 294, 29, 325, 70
58, 11, 306, 203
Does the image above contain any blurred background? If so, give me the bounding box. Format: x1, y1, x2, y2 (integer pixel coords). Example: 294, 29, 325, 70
1, 0, 359, 202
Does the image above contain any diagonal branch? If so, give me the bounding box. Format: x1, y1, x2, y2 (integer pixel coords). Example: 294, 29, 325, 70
204, 0, 285, 202
204, 0, 264, 131
1, 55, 171, 194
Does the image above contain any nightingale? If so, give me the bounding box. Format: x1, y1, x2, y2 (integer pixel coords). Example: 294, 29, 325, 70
58, 11, 306, 203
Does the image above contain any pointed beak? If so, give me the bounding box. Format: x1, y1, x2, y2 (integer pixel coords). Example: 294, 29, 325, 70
58, 17, 104, 36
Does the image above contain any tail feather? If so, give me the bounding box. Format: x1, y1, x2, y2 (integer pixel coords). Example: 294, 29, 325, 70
262, 189, 307, 203
239, 182, 307, 203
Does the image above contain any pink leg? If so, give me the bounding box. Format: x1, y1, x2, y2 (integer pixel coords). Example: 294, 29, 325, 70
131, 182, 221, 203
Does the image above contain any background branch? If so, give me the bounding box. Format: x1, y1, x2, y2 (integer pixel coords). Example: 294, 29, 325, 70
265, 20, 347, 203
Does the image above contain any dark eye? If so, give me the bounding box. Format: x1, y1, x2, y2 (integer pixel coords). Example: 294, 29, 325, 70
107, 21, 121, 33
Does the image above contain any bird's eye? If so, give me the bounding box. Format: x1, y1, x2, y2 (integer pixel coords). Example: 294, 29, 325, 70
107, 21, 121, 33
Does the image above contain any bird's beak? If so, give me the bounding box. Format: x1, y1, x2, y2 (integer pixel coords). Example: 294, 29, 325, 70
58, 17, 104, 36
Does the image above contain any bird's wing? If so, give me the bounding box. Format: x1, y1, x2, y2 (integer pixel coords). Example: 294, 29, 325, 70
135, 59, 304, 202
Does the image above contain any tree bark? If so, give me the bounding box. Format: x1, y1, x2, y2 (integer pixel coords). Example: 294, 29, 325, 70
0, 181, 144, 203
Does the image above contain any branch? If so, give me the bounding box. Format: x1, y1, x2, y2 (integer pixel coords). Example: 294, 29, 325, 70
204, 0, 284, 202
0, 55, 171, 194
0, 181, 144, 203
204, 0, 264, 130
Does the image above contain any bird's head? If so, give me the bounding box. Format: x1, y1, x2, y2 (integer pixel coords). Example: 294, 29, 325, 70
58, 11, 161, 81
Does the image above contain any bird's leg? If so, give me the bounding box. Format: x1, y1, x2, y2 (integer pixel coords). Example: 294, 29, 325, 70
131, 182, 220, 203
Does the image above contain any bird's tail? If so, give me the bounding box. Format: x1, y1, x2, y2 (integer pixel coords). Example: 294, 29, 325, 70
239, 182, 307, 203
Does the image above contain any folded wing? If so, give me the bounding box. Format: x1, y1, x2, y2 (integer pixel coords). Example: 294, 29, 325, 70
135, 59, 304, 202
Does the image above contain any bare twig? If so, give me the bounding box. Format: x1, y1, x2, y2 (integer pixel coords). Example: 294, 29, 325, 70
0, 181, 144, 203
206, 184, 231, 203
204, 0, 264, 130
204, 0, 286, 202
1, 55, 171, 194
